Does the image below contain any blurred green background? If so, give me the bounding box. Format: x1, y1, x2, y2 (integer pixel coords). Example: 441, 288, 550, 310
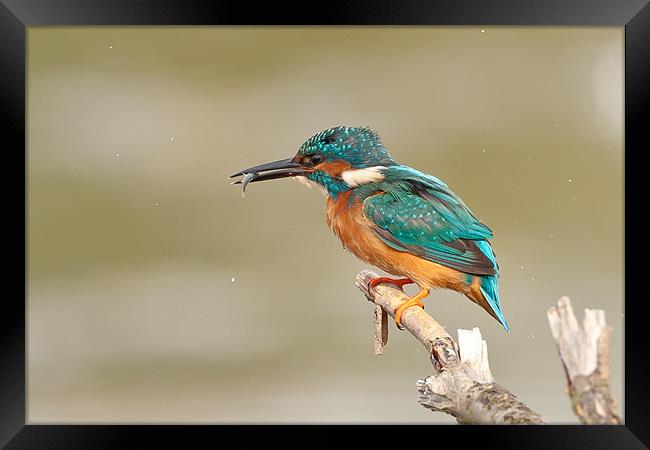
27, 27, 623, 423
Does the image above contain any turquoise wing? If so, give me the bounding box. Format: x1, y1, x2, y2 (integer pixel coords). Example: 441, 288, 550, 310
362, 166, 497, 275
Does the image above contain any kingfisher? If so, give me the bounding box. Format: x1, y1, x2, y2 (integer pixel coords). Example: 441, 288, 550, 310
230, 126, 509, 331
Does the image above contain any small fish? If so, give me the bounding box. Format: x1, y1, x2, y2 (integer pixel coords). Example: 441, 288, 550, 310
240, 172, 257, 197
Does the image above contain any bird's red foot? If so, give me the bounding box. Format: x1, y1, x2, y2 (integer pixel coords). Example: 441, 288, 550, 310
367, 276, 414, 298
394, 289, 429, 330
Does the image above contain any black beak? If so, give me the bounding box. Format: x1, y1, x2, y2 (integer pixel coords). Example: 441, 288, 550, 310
230, 157, 309, 193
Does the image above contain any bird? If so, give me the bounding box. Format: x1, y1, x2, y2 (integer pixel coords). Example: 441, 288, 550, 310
230, 126, 509, 332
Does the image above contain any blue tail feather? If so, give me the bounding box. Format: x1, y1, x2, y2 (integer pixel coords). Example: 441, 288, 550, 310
475, 240, 510, 332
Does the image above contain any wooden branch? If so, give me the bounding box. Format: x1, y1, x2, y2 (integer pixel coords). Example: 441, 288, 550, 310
547, 297, 622, 424
356, 270, 545, 424
373, 304, 389, 355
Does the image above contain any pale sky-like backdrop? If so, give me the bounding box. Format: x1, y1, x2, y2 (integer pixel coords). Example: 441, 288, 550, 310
27, 27, 623, 423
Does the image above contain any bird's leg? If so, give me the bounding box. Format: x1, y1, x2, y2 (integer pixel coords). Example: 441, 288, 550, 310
394, 288, 429, 330
367, 276, 415, 294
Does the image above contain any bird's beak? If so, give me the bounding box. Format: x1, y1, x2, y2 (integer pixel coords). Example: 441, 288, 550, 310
229, 157, 310, 193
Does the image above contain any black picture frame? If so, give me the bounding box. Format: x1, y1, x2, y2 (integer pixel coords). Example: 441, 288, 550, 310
2, 0, 648, 448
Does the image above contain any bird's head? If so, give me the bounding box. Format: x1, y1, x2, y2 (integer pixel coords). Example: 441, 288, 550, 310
231, 126, 396, 198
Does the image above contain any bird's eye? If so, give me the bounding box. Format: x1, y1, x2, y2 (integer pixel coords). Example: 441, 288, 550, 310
324, 135, 336, 144
310, 154, 323, 165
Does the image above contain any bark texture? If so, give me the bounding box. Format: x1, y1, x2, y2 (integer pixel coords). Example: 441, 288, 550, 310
373, 304, 389, 355
356, 270, 545, 424
547, 296, 622, 424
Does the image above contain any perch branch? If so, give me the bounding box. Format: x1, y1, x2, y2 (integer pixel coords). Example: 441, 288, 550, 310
547, 297, 622, 424
373, 304, 389, 355
356, 270, 545, 424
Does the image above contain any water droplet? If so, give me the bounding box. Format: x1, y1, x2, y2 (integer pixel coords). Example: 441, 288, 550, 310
482, 148, 486, 153
553, 123, 559, 128
481, 29, 485, 33
115, 153, 120, 158
531, 334, 535, 338
170, 137, 175, 143
520, 266, 524, 270
155, 202, 160, 207
231, 277, 236, 283
108, 44, 113, 49
568, 178, 573, 183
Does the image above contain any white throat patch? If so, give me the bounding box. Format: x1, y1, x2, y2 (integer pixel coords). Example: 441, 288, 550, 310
341, 166, 386, 187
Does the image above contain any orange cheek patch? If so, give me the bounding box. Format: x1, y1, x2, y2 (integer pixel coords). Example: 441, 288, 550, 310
315, 160, 352, 177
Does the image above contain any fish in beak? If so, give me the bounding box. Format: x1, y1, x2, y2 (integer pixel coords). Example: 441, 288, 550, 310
229, 157, 311, 195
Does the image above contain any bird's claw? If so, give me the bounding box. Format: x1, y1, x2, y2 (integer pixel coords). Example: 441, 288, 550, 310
393, 290, 428, 330
366, 280, 378, 301
367, 276, 414, 298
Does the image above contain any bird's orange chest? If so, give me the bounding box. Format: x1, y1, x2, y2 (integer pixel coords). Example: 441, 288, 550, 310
326, 191, 357, 243
325, 191, 390, 268
326, 193, 367, 251
324, 191, 468, 291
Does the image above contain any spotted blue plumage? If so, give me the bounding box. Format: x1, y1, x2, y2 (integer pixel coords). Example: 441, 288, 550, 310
360, 166, 497, 275
300, 126, 397, 200
298, 126, 395, 169
358, 166, 509, 331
